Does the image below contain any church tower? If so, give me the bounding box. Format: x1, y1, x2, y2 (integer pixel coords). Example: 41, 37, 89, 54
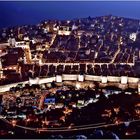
24, 42, 32, 64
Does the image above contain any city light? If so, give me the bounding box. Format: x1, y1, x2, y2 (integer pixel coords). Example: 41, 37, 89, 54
78, 75, 84, 82
0, 2, 140, 139
101, 76, 107, 83
121, 76, 128, 84
11, 120, 17, 127
56, 75, 62, 83
76, 83, 81, 89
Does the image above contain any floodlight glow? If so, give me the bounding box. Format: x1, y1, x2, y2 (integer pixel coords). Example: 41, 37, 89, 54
58, 30, 71, 35
76, 83, 81, 89
78, 100, 84, 105
101, 76, 107, 83
56, 75, 62, 83
138, 83, 140, 94
29, 77, 39, 85
121, 76, 128, 84
129, 33, 137, 41
78, 75, 84, 82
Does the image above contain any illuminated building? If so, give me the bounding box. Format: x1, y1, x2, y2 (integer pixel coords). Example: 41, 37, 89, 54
138, 82, 140, 95
58, 26, 72, 35
22, 42, 32, 64
129, 33, 137, 41
8, 37, 16, 47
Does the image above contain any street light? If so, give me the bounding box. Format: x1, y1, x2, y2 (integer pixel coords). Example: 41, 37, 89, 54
12, 120, 17, 127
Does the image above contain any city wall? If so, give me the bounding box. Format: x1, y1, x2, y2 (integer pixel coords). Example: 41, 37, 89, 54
0, 75, 139, 93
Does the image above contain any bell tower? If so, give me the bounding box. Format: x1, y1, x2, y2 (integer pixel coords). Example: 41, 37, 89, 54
24, 42, 32, 64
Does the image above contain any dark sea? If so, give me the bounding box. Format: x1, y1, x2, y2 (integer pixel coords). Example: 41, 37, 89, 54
0, 1, 140, 28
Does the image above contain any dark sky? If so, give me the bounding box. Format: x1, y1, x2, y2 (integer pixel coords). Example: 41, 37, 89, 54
0, 1, 140, 28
